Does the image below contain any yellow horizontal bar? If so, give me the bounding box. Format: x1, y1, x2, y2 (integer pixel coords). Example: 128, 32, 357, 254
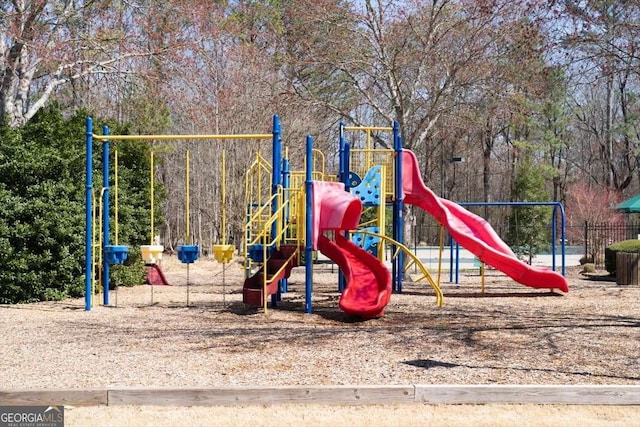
92, 133, 272, 141
344, 126, 393, 131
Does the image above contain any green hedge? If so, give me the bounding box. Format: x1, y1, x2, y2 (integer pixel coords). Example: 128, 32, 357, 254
0, 107, 162, 303
604, 239, 640, 275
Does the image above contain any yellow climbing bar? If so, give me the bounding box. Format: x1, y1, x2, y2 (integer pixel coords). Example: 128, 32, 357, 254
92, 133, 272, 141
344, 126, 393, 131
355, 230, 444, 307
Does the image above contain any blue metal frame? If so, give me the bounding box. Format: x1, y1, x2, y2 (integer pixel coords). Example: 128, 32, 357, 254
102, 125, 110, 305
392, 121, 404, 292
449, 201, 567, 283
281, 154, 290, 294
304, 135, 314, 314
270, 115, 282, 308
84, 118, 93, 311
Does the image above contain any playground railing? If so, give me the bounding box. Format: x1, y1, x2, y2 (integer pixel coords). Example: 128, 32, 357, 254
350, 149, 395, 200
244, 152, 273, 221
244, 185, 305, 277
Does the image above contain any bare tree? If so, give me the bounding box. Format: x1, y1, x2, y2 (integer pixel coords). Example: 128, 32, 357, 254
0, 0, 177, 127
565, 181, 624, 262
560, 0, 640, 190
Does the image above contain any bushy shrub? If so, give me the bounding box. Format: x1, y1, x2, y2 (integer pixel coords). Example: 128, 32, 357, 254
604, 239, 640, 276
579, 255, 593, 265
110, 247, 146, 289
0, 109, 86, 302
0, 106, 162, 303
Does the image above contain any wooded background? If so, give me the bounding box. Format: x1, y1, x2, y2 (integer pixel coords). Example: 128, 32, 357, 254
2, 0, 638, 253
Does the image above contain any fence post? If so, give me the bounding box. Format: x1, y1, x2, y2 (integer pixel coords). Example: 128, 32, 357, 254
584, 220, 588, 261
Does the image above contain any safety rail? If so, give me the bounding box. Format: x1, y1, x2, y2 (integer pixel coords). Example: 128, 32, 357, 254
244, 152, 273, 220
356, 230, 444, 307
244, 185, 304, 312
350, 149, 395, 200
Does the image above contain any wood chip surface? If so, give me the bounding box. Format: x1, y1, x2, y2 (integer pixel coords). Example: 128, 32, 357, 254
1, 256, 638, 389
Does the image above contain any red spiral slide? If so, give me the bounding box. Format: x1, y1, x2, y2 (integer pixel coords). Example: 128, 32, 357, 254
401, 150, 569, 293
312, 181, 392, 318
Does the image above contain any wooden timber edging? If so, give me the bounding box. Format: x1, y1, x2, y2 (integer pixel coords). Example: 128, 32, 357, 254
1, 385, 638, 407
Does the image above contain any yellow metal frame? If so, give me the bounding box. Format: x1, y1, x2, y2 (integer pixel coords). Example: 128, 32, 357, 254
92, 133, 273, 141
350, 149, 395, 200
150, 151, 155, 244
344, 126, 393, 172
244, 185, 305, 313
185, 149, 191, 244
344, 126, 395, 200
92, 130, 275, 249
355, 229, 444, 307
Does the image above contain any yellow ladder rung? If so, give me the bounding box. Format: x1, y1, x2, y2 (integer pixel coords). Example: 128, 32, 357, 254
413, 273, 428, 283
392, 247, 402, 259
404, 258, 417, 270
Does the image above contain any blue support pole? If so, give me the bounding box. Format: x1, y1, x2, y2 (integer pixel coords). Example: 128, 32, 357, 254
305, 135, 314, 314
455, 241, 460, 284
84, 117, 93, 311
339, 122, 346, 183
271, 115, 282, 207
393, 121, 404, 293
551, 206, 557, 272
271, 115, 282, 308
449, 235, 454, 283
102, 125, 110, 306
336, 142, 352, 293
559, 203, 567, 276
281, 156, 290, 294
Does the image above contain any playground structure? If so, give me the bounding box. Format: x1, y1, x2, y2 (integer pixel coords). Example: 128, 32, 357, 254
85, 115, 570, 317
84, 117, 277, 310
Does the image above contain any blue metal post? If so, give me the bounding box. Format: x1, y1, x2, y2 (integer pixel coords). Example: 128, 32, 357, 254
551, 206, 557, 272
281, 156, 290, 294
559, 203, 566, 276
271, 115, 282, 207
339, 122, 346, 183
449, 235, 454, 283
271, 115, 282, 307
305, 135, 314, 313
271, 114, 282, 239
85, 117, 93, 311
393, 121, 404, 293
455, 241, 460, 284
337, 142, 351, 293
102, 125, 110, 306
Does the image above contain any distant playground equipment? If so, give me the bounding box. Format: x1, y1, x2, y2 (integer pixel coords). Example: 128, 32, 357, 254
84, 118, 276, 311
87, 122, 129, 308
212, 150, 235, 306
176, 148, 201, 307
142, 148, 170, 290
242, 123, 445, 317
243, 120, 569, 318
86, 115, 569, 317
452, 201, 567, 288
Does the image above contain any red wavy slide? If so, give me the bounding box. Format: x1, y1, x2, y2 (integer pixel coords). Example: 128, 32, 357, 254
312, 181, 392, 318
401, 150, 569, 293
